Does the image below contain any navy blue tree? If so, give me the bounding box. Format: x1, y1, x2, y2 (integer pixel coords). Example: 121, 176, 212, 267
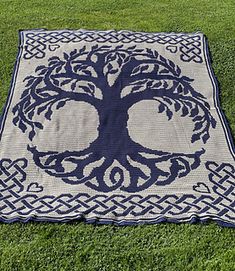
12, 45, 216, 192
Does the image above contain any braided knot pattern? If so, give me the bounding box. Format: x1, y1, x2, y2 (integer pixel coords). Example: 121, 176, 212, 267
23, 30, 203, 63
0, 158, 27, 198
0, 159, 234, 224
205, 161, 235, 219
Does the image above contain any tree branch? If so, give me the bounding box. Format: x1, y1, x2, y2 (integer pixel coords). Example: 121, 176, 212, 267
120, 58, 180, 88
50, 72, 101, 88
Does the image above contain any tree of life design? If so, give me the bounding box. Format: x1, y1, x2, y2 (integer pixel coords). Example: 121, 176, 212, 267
12, 45, 216, 192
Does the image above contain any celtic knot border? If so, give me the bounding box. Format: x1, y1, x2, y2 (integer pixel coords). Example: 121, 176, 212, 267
0, 158, 234, 226
22, 30, 203, 63
0, 158, 27, 196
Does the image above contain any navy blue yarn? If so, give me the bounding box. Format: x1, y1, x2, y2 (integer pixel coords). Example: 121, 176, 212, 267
12, 43, 216, 192
0, 30, 234, 227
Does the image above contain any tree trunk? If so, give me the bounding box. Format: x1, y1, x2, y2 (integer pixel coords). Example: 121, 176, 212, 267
94, 98, 135, 159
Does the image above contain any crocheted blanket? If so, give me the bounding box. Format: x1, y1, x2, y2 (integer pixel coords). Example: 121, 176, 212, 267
0, 29, 234, 226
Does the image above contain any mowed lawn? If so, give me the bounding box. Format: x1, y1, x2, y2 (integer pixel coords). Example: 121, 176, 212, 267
0, 0, 234, 270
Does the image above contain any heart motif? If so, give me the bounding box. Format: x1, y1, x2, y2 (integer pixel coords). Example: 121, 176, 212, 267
27, 182, 44, 193
48, 44, 60, 51
193, 182, 210, 194
166, 45, 178, 54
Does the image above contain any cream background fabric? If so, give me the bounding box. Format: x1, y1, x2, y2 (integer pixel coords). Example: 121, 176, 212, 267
0, 30, 234, 226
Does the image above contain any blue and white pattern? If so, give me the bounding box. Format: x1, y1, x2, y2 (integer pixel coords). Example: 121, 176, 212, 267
23, 30, 203, 63
0, 29, 234, 226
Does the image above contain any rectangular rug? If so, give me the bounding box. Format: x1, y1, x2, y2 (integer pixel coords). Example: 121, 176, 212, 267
0, 29, 234, 226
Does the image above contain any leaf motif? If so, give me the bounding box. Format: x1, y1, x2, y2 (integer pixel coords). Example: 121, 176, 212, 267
23, 76, 34, 82
168, 60, 175, 69
174, 101, 181, 112
21, 89, 29, 98
53, 79, 60, 86
107, 63, 113, 72
48, 60, 59, 66
166, 109, 173, 120
74, 65, 82, 73
92, 44, 99, 50
153, 81, 161, 88
181, 105, 189, 117
108, 54, 116, 62
159, 55, 166, 64
190, 107, 199, 117
37, 106, 46, 115
184, 101, 193, 108
34, 122, 43, 129
193, 116, 203, 122
146, 48, 153, 55
45, 108, 53, 120
131, 85, 142, 92
35, 65, 46, 72
146, 80, 153, 88
99, 45, 111, 50
131, 66, 141, 75
193, 91, 205, 99
176, 66, 181, 76
109, 68, 119, 75
204, 101, 210, 109
48, 56, 60, 62
127, 45, 136, 50
29, 130, 36, 141
154, 51, 159, 58
24, 99, 30, 109
37, 101, 54, 115
202, 133, 210, 144
191, 133, 201, 143
25, 79, 34, 87
12, 105, 18, 115
163, 81, 168, 89
193, 122, 203, 131
183, 86, 189, 95
177, 84, 183, 93
71, 82, 76, 91
133, 49, 144, 53
61, 79, 72, 86
140, 65, 149, 72
55, 66, 62, 73
163, 97, 172, 105
28, 110, 34, 120
117, 57, 123, 66
70, 49, 78, 56
19, 121, 27, 133
13, 116, 19, 125
181, 76, 194, 82
39, 92, 51, 98
158, 103, 165, 113
159, 68, 169, 74
38, 69, 47, 75
56, 100, 66, 110
211, 117, 216, 128
63, 53, 69, 61
88, 83, 95, 93
82, 70, 92, 76
80, 85, 93, 95
80, 46, 86, 54
116, 45, 124, 50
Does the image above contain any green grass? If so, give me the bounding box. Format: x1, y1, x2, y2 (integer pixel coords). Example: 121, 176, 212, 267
0, 0, 234, 270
